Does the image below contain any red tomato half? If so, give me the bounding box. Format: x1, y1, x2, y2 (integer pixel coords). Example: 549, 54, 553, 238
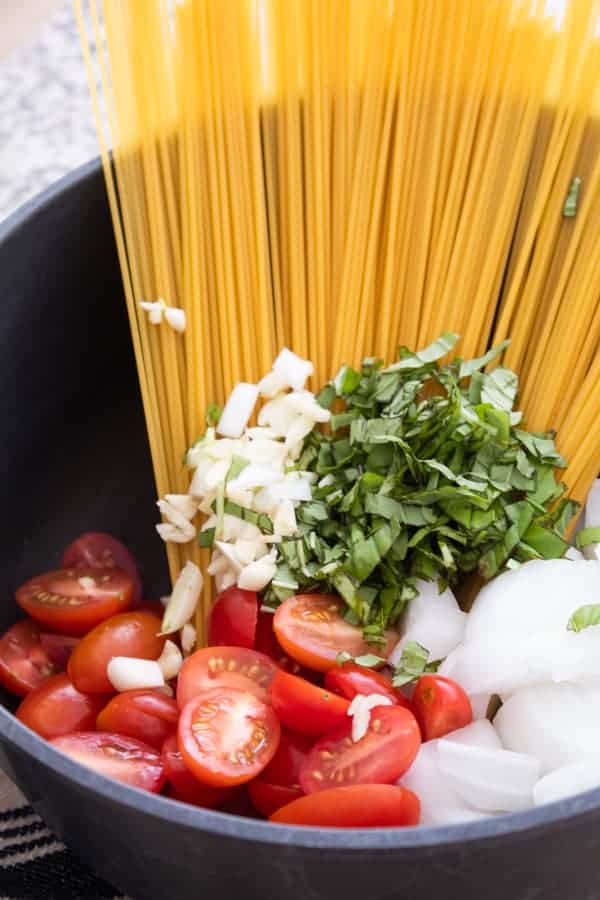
324, 663, 408, 706
273, 594, 397, 673
300, 705, 421, 794
248, 781, 302, 818
97, 690, 178, 749
178, 688, 280, 787
39, 633, 79, 670
271, 670, 349, 737
16, 673, 107, 739
161, 735, 231, 808
270, 784, 420, 827
255, 613, 321, 682
177, 646, 277, 709
208, 587, 258, 649
50, 731, 165, 792
411, 675, 472, 741
0, 620, 56, 697
62, 532, 142, 604
16, 568, 135, 636
68, 611, 165, 694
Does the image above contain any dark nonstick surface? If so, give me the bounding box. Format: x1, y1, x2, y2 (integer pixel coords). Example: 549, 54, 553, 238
0, 160, 599, 900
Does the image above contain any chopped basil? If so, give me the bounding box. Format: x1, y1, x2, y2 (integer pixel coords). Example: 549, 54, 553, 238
205, 402, 222, 427
391, 641, 431, 687
567, 604, 600, 633
575, 527, 600, 549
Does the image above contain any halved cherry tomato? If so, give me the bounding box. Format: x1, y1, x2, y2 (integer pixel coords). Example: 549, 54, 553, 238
68, 611, 165, 694
97, 690, 178, 749
273, 594, 397, 673
176, 646, 277, 709
300, 705, 421, 794
178, 688, 280, 787
247, 729, 311, 816
325, 662, 408, 706
16, 673, 107, 739
271, 670, 349, 737
411, 674, 472, 741
138, 601, 165, 619
16, 568, 135, 636
255, 613, 321, 682
161, 734, 231, 808
270, 784, 421, 827
208, 587, 258, 649
218, 786, 262, 818
62, 532, 142, 604
248, 781, 303, 818
39, 633, 79, 670
50, 731, 165, 792
0, 620, 56, 697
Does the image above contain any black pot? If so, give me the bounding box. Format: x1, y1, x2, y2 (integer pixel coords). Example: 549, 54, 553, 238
1, 160, 599, 900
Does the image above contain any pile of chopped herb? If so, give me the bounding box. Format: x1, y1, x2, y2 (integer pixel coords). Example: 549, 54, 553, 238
263, 333, 579, 643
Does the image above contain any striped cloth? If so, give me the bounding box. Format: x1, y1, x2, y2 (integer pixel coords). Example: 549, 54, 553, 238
0, 776, 127, 900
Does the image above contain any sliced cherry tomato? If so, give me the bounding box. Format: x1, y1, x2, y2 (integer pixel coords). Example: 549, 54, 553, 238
138, 601, 166, 619
218, 786, 262, 818
255, 612, 321, 682
97, 690, 178, 749
161, 735, 231, 808
178, 688, 280, 787
16, 568, 135, 636
50, 731, 165, 792
176, 646, 277, 709
324, 662, 408, 706
16, 673, 107, 739
411, 674, 472, 741
39, 633, 79, 670
271, 670, 349, 737
273, 594, 397, 673
248, 781, 303, 818
68, 611, 164, 694
62, 532, 142, 604
208, 587, 258, 649
300, 705, 420, 794
270, 784, 420, 827
0, 620, 56, 697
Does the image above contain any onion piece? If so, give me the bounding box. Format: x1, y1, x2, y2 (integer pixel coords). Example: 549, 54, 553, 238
180, 623, 197, 656
388, 580, 466, 667
155, 522, 195, 544
160, 561, 203, 635
469, 693, 494, 721
157, 640, 183, 680
257, 370, 287, 398
238, 551, 277, 591
217, 383, 259, 438
272, 348, 314, 391
534, 760, 600, 806
442, 719, 502, 750
286, 391, 331, 423
437, 740, 539, 813
107, 657, 165, 692
229, 464, 283, 490
164, 307, 186, 333
164, 494, 197, 520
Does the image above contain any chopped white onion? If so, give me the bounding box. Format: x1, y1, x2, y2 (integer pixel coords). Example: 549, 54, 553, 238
388, 580, 466, 667
235, 539, 263, 566
269, 475, 312, 502
217, 383, 259, 438
272, 500, 297, 536
565, 546, 584, 561
468, 692, 493, 721
437, 740, 539, 813
160, 561, 203, 634
286, 390, 331, 423
157, 640, 183, 680
347, 694, 393, 742
443, 719, 502, 750
155, 522, 195, 544
140, 300, 165, 325
238, 551, 277, 591
164, 307, 186, 333
534, 760, 600, 806
164, 494, 198, 520
284, 416, 315, 449
272, 348, 314, 390
229, 464, 283, 490
157, 499, 196, 532
215, 541, 243, 573
107, 657, 165, 692
180, 623, 197, 656
258, 395, 299, 436
257, 370, 287, 398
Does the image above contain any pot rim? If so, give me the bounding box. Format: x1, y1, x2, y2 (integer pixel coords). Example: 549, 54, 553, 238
2, 158, 599, 851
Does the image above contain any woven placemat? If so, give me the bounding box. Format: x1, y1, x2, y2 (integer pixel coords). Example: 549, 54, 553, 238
0, 775, 128, 900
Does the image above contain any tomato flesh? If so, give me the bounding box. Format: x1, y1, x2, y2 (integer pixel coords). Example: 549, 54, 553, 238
39, 633, 79, 670
270, 784, 420, 827
270, 670, 349, 737
0, 620, 56, 697
16, 673, 107, 739
208, 587, 258, 649
97, 690, 178, 749
299, 705, 421, 794
255, 613, 321, 682
248, 781, 303, 818
177, 646, 277, 709
325, 662, 408, 706
273, 594, 397, 673
68, 611, 165, 694
411, 674, 472, 741
161, 734, 231, 808
50, 731, 165, 792
16, 568, 135, 636
247, 729, 311, 816
62, 532, 142, 604
178, 688, 280, 787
